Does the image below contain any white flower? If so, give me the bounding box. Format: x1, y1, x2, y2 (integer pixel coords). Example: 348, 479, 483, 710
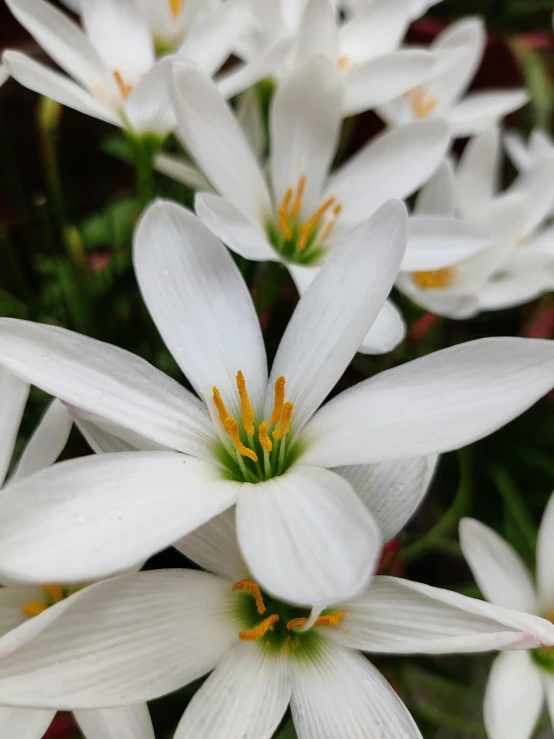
0, 203, 552, 606
0, 513, 553, 739
460, 498, 554, 739
3, 0, 246, 136
340, 0, 445, 21
167, 57, 488, 353
398, 126, 554, 317
380, 18, 529, 138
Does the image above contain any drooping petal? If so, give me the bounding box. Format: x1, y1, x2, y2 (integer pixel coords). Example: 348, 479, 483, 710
448, 90, 530, 139
484, 651, 544, 739
267, 201, 407, 432
171, 63, 271, 222
0, 367, 29, 489
75, 705, 155, 739
335, 456, 437, 542
125, 57, 174, 136
0, 571, 237, 708
414, 159, 456, 217
358, 299, 406, 356
301, 338, 554, 468
456, 126, 501, 217
0, 452, 238, 583
175, 643, 291, 739
536, 491, 554, 611
291, 642, 422, 739
236, 465, 381, 606
0, 707, 56, 739
0, 318, 216, 458
459, 518, 537, 613
339, 0, 410, 62
329, 576, 554, 653
134, 201, 267, 416
403, 216, 490, 271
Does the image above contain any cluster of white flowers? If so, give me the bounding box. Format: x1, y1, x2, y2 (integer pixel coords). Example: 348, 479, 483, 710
0, 0, 553, 737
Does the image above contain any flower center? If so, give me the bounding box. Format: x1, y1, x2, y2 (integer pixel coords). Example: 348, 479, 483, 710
403, 86, 439, 119
233, 579, 344, 656
22, 585, 76, 618
413, 267, 454, 290
113, 71, 133, 100
213, 373, 298, 482
169, 0, 186, 20
266, 175, 342, 265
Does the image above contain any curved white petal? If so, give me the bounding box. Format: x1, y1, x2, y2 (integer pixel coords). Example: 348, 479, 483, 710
404, 216, 490, 271
291, 643, 422, 739
237, 465, 381, 606
336, 456, 437, 542
75, 704, 155, 739
484, 651, 543, 739
237, 87, 265, 164
504, 130, 532, 172
0, 64, 8, 87
0, 707, 55, 738
175, 642, 291, 739
0, 452, 238, 583
509, 158, 554, 237
0, 571, 237, 708
537, 491, 554, 611
0, 587, 41, 637
125, 58, 174, 136
339, 0, 410, 61
0, 318, 216, 458
478, 275, 546, 312
459, 518, 537, 613
0, 367, 29, 488
357, 299, 406, 355
155, 153, 212, 191
456, 126, 501, 217
134, 201, 267, 416
295, 0, 338, 67
414, 159, 456, 217
301, 338, 554, 467
217, 39, 293, 99
448, 90, 529, 139
542, 671, 554, 731
71, 411, 170, 453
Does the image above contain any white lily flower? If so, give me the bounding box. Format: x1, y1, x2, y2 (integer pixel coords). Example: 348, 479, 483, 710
398, 126, 554, 317
3, 0, 246, 136
0, 203, 553, 607
0, 513, 554, 739
379, 18, 529, 138
168, 57, 489, 353
460, 498, 554, 739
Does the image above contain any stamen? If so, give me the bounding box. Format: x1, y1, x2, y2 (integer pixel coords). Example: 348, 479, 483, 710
169, 0, 185, 19
517, 236, 530, 248
259, 421, 273, 453
404, 86, 438, 119
22, 603, 48, 618
236, 371, 255, 437
291, 175, 306, 220
338, 55, 352, 71
413, 267, 454, 290
213, 386, 231, 426
232, 579, 266, 614
113, 71, 133, 100
278, 188, 294, 240
273, 402, 294, 440
287, 610, 344, 630
319, 203, 343, 243
270, 376, 286, 426
224, 418, 259, 462
297, 197, 337, 251
43, 584, 64, 604
239, 614, 279, 641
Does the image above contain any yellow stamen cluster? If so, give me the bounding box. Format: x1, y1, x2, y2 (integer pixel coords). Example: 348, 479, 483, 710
169, 0, 185, 19
277, 175, 342, 251
287, 610, 345, 631
403, 86, 439, 119
338, 55, 356, 72
22, 584, 65, 618
233, 579, 266, 615
413, 267, 454, 290
239, 614, 280, 641
113, 70, 133, 100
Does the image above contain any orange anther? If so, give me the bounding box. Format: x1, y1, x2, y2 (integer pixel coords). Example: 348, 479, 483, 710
239, 614, 279, 641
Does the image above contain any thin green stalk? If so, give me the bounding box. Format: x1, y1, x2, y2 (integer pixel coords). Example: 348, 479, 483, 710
487, 465, 537, 554
129, 133, 162, 212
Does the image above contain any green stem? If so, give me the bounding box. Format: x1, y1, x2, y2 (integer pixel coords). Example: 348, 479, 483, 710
487, 465, 537, 555
129, 133, 161, 212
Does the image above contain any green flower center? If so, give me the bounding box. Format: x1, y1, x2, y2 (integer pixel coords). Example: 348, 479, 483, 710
22, 584, 78, 618
531, 611, 554, 673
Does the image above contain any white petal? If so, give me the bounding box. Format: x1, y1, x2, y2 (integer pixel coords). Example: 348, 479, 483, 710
236, 465, 381, 606
0, 367, 29, 488
301, 337, 554, 467
504, 130, 532, 172
172, 63, 271, 221
267, 201, 408, 432
8, 399, 71, 485
335, 456, 437, 542
339, 0, 410, 61
459, 518, 537, 613
295, 0, 338, 67
0, 452, 238, 583
134, 201, 267, 416
175, 642, 291, 739
478, 274, 546, 312
537, 491, 554, 611
0, 318, 216, 458
217, 39, 293, 100
414, 159, 456, 217
155, 153, 212, 191
404, 215, 490, 271
175, 507, 247, 581
358, 299, 406, 355
448, 90, 529, 138
409, 0, 444, 19
3, 51, 119, 126
75, 705, 155, 739
328, 121, 449, 228
484, 651, 544, 739
0, 587, 41, 636
195, 193, 278, 262
270, 57, 341, 217
291, 642, 422, 739
71, 411, 169, 453
509, 158, 554, 236
0, 707, 55, 739
456, 126, 501, 217
342, 50, 438, 116
0, 571, 237, 708
542, 671, 554, 732
0, 64, 8, 87
237, 87, 265, 164
329, 576, 554, 653
125, 58, 174, 136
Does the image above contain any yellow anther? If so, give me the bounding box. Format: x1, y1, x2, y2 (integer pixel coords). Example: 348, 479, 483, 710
319, 203, 343, 243
273, 402, 294, 441
297, 197, 337, 250
278, 188, 294, 240
270, 376, 286, 426
291, 175, 306, 221
413, 267, 454, 290
113, 70, 133, 100
43, 584, 64, 604
517, 236, 530, 248
22, 602, 48, 618
287, 610, 344, 631
224, 418, 259, 462
213, 386, 231, 426
169, 0, 185, 19
239, 614, 279, 641
236, 371, 255, 437
259, 421, 273, 453
404, 86, 439, 119
338, 55, 351, 71
232, 579, 266, 615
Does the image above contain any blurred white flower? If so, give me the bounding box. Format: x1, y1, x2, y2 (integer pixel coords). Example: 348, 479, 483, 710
340, 0, 445, 21
460, 498, 554, 739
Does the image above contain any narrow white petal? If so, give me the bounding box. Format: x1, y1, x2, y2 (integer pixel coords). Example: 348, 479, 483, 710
0, 318, 216, 458
291, 642, 422, 739
301, 338, 554, 467
537, 491, 554, 611
175, 643, 291, 739
125, 58, 174, 136
504, 130, 532, 172
0, 452, 238, 583
478, 275, 547, 311
0, 571, 238, 708
237, 465, 381, 606
155, 153, 212, 191
336, 456, 437, 542
404, 216, 490, 271
295, 0, 337, 68
414, 159, 456, 217
71, 410, 169, 453
0, 367, 29, 488
237, 87, 265, 164
542, 671, 554, 731
459, 518, 537, 613
0, 64, 9, 87
0, 707, 55, 738
339, 0, 410, 61
484, 651, 544, 739
456, 126, 501, 217
509, 157, 554, 236
448, 90, 530, 139
217, 39, 293, 100
358, 299, 406, 355
75, 704, 155, 739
